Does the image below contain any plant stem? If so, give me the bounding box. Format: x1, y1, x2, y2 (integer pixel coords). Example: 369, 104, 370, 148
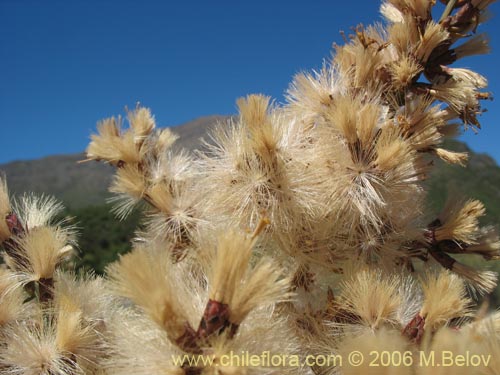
38, 277, 54, 304
439, 0, 458, 23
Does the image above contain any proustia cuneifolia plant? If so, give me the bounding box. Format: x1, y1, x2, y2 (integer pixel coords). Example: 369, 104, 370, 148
1, 0, 500, 374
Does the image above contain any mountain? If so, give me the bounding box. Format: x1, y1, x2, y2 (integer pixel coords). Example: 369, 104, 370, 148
0, 154, 113, 208
1, 115, 500, 228
170, 115, 232, 151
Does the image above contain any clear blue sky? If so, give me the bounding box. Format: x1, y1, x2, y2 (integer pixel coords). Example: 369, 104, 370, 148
0, 0, 499, 164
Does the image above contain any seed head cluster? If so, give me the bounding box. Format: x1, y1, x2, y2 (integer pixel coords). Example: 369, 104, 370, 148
1, 1, 500, 374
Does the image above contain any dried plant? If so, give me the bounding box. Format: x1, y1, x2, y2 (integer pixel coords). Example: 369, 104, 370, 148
1, 0, 500, 374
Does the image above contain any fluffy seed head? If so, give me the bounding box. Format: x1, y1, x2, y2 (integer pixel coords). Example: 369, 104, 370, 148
419, 271, 472, 332
127, 106, 156, 144
336, 328, 413, 375
0, 267, 24, 326
106, 245, 199, 341
338, 268, 402, 330
10, 226, 74, 281
0, 177, 11, 242
435, 199, 485, 244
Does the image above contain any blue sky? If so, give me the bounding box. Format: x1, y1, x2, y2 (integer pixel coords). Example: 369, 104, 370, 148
0, 0, 499, 164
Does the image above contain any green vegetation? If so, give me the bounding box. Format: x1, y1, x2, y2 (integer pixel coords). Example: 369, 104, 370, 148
67, 205, 141, 274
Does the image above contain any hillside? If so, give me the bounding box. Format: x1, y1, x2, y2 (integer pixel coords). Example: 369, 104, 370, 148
0, 154, 113, 208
